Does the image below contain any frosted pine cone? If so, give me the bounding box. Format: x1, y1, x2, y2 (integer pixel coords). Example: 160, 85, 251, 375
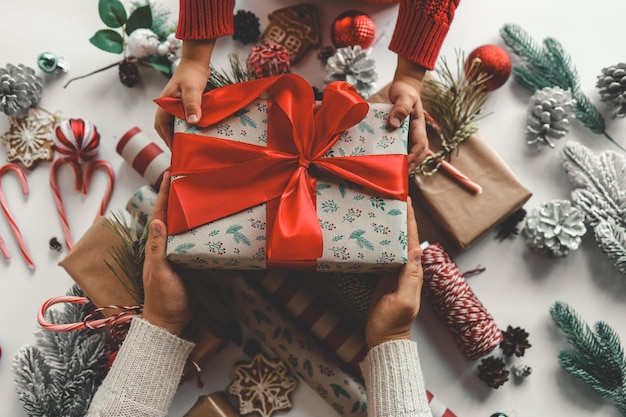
0, 64, 43, 117
325, 45, 377, 99
526, 86, 576, 148
597, 63, 626, 118
522, 200, 587, 257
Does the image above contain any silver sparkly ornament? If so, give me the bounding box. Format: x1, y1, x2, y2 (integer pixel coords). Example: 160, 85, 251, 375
522, 199, 586, 257
325, 45, 377, 99
596, 63, 626, 119
526, 86, 576, 148
0, 63, 43, 117
512, 364, 532, 379
37, 52, 68, 74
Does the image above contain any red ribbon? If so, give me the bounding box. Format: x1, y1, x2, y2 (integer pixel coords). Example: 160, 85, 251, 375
155, 74, 407, 267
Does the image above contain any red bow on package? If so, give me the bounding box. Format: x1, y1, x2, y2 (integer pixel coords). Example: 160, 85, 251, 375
155, 74, 407, 268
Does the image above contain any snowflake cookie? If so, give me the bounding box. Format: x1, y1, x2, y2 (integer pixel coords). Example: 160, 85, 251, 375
227, 353, 297, 417
1, 108, 55, 169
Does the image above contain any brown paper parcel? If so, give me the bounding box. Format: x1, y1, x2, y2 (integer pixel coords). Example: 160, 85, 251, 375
411, 131, 532, 252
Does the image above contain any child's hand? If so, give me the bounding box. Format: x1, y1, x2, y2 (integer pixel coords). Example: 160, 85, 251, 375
388, 57, 429, 173
154, 40, 215, 147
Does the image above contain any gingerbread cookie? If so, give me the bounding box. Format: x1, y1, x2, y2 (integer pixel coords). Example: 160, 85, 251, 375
261, 3, 320, 64
227, 353, 297, 417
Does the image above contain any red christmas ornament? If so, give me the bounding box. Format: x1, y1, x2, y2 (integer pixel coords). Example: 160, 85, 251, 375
464, 44, 512, 91
246, 42, 292, 79
331, 10, 376, 49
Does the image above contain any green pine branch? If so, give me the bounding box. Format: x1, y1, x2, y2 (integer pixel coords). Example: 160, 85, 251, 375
550, 301, 626, 416
500, 23, 625, 151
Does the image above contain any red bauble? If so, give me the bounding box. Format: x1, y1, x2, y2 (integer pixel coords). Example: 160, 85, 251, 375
464, 44, 512, 91
246, 42, 292, 79
331, 10, 376, 49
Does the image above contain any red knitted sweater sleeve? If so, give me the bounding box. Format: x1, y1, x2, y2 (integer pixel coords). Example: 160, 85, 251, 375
174, 0, 459, 70
175, 0, 235, 40
389, 0, 460, 70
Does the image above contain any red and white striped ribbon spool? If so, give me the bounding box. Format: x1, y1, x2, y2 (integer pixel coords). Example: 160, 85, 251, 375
117, 127, 170, 190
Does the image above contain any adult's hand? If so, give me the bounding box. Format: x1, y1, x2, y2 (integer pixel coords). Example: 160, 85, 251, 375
141, 172, 192, 336
154, 39, 215, 147
365, 196, 423, 348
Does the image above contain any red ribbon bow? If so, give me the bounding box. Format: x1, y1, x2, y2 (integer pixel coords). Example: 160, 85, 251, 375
156, 74, 407, 267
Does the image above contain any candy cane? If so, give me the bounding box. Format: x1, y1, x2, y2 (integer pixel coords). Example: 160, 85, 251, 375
422, 111, 482, 195
82, 159, 115, 219
50, 158, 77, 250
0, 163, 35, 269
38, 295, 140, 332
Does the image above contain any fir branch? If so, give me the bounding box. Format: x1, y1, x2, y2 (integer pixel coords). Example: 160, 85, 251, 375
413, 52, 489, 177
103, 211, 148, 303
550, 301, 626, 416
207, 52, 255, 90
500, 23, 625, 151
13, 285, 111, 417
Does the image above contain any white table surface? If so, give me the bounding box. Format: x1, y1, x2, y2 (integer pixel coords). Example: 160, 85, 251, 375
2, 1, 626, 416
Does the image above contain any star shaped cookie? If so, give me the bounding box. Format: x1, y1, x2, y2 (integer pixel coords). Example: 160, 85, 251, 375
1, 107, 55, 169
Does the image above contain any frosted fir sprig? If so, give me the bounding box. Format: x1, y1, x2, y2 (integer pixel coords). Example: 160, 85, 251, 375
550, 301, 626, 416
500, 23, 625, 151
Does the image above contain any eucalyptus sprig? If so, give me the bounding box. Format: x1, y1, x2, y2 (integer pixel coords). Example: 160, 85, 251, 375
65, 0, 176, 88
500, 23, 625, 151
412, 52, 490, 177
550, 301, 626, 416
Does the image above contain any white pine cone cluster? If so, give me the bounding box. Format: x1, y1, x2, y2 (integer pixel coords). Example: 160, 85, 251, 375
526, 86, 576, 148
522, 199, 587, 257
596, 63, 626, 119
325, 45, 377, 99
0, 64, 43, 117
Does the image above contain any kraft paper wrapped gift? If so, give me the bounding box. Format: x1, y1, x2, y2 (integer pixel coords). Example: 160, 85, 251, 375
155, 74, 409, 272
411, 131, 532, 252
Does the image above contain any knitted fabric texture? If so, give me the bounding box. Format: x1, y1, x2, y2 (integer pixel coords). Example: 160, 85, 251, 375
361, 340, 433, 417
85, 317, 195, 417
175, 0, 459, 70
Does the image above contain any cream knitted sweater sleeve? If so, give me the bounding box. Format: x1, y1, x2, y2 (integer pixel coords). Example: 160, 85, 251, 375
361, 339, 433, 417
86, 317, 195, 417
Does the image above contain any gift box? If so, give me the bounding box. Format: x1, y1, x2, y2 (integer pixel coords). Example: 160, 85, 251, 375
156, 74, 409, 272
369, 83, 531, 254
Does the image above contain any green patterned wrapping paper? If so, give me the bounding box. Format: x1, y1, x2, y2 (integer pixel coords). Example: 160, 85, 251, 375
203, 271, 369, 416
165, 100, 409, 273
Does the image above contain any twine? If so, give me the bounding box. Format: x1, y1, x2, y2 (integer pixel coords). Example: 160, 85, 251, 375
421, 243, 502, 360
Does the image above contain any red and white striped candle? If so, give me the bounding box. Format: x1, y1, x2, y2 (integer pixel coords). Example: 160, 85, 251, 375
116, 127, 170, 190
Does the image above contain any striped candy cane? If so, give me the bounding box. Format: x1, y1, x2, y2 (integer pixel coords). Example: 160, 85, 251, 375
116, 127, 169, 190
0, 163, 35, 269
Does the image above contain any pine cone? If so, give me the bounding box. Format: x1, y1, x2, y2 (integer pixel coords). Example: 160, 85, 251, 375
317, 46, 336, 64
0, 63, 43, 117
500, 325, 531, 357
522, 199, 587, 257
233, 10, 260, 45
325, 45, 378, 99
477, 356, 509, 389
526, 86, 576, 148
119, 60, 140, 88
597, 63, 626, 118
512, 364, 532, 379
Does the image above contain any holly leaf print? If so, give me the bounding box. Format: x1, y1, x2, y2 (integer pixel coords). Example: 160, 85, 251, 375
226, 224, 251, 246
174, 242, 195, 254
330, 383, 351, 399
303, 359, 313, 377
358, 121, 375, 134
349, 230, 374, 250
252, 310, 272, 325
387, 209, 403, 216
234, 108, 257, 128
